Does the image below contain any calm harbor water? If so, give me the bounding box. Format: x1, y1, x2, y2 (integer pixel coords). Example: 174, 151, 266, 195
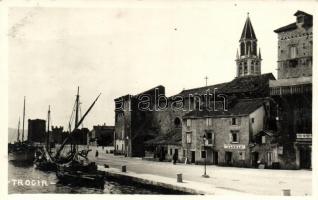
8, 161, 174, 194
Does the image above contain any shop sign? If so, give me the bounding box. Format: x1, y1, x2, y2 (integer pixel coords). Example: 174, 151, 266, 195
296, 134, 312, 140
224, 144, 246, 150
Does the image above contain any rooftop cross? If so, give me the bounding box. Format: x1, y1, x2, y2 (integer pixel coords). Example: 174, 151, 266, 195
204, 76, 208, 86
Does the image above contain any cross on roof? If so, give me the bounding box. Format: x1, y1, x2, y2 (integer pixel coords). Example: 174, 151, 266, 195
204, 76, 208, 86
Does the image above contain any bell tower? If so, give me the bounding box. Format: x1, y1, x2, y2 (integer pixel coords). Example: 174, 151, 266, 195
236, 13, 262, 77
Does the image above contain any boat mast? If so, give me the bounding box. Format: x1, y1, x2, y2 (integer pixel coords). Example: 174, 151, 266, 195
75, 87, 79, 129
55, 93, 101, 159
22, 96, 25, 142
17, 117, 20, 142
47, 105, 51, 149
74, 87, 80, 152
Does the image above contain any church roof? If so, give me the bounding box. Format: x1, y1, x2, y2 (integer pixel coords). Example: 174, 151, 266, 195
171, 73, 275, 99
240, 15, 257, 41
220, 73, 275, 95
172, 82, 228, 98
183, 98, 268, 119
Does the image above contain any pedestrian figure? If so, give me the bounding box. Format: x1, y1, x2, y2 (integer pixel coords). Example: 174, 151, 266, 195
173, 153, 177, 165
95, 150, 99, 158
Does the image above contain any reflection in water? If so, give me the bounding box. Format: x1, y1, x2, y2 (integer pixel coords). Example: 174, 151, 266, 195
8, 161, 176, 194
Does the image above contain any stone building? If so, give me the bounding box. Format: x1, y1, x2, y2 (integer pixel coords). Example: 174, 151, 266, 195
27, 119, 46, 143
182, 98, 275, 167
269, 10, 312, 169
113, 12, 312, 170
90, 124, 114, 146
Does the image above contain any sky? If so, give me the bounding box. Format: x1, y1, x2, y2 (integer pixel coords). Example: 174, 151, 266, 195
7, 1, 316, 130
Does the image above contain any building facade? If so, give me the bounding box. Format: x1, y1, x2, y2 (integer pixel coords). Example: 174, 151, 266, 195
182, 98, 274, 167
113, 12, 312, 170
270, 10, 312, 169
28, 119, 46, 143
90, 124, 115, 146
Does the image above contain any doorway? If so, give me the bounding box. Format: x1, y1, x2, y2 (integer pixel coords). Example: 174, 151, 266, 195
225, 152, 232, 166
251, 152, 259, 168
299, 148, 311, 169
213, 151, 218, 165
174, 149, 179, 158
191, 151, 196, 163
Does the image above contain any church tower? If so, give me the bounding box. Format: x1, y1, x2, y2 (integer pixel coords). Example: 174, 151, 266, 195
236, 13, 262, 77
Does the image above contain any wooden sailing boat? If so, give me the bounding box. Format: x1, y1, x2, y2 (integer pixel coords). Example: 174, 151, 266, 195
55, 87, 105, 188
34, 105, 57, 171
34, 87, 104, 187
8, 96, 36, 164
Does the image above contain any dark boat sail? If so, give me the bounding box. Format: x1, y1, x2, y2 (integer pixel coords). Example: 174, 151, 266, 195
8, 96, 36, 165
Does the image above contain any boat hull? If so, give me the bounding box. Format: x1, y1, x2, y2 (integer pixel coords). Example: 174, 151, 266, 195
9, 149, 35, 165
56, 170, 105, 188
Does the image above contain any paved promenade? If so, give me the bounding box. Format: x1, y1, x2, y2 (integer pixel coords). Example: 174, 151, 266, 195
88, 151, 311, 196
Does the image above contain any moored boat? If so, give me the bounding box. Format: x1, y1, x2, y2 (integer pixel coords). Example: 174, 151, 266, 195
9, 97, 36, 164
53, 87, 105, 188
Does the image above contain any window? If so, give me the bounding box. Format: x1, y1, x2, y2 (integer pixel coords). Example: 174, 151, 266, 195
231, 117, 240, 125
232, 118, 237, 125
239, 151, 245, 160
170, 148, 172, 155
206, 132, 215, 145
186, 132, 192, 144
186, 119, 191, 127
262, 136, 266, 144
290, 46, 297, 59
201, 150, 206, 159
230, 131, 239, 143
288, 59, 298, 68
183, 150, 186, 157
251, 118, 254, 123
206, 118, 212, 127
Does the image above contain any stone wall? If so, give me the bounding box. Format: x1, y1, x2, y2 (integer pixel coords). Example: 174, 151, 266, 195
182, 115, 253, 167
277, 27, 312, 79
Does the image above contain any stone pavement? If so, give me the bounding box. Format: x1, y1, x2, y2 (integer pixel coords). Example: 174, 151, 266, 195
87, 151, 312, 196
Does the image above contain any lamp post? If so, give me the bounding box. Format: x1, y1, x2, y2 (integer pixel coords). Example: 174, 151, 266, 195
202, 134, 209, 178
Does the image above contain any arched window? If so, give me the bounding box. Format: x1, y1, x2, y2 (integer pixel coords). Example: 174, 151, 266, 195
240, 43, 245, 55
252, 42, 257, 55
174, 117, 181, 128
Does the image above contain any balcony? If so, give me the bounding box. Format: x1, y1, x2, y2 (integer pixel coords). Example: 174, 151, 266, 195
270, 76, 312, 96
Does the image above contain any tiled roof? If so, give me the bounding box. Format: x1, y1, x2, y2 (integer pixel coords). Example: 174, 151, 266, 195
274, 22, 297, 33
240, 15, 257, 41
220, 73, 275, 94
170, 82, 228, 99
183, 98, 269, 119
274, 10, 313, 33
